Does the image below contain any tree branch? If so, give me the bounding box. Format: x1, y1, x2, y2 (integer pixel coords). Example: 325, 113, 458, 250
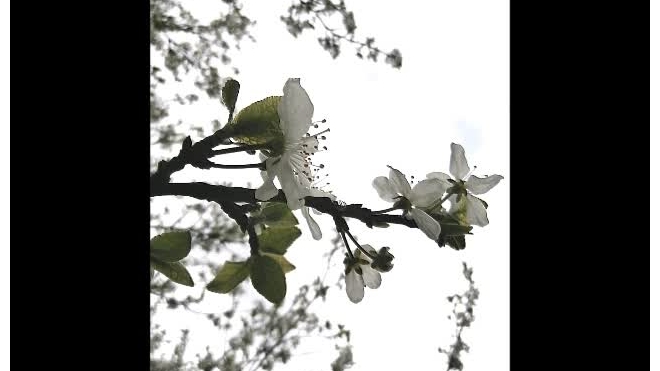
150, 128, 233, 184
150, 182, 417, 230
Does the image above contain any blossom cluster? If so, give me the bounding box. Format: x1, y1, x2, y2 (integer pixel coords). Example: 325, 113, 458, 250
254, 78, 503, 303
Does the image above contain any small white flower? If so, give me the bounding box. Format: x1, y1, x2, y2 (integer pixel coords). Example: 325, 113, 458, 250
372, 166, 448, 241
300, 176, 336, 240
427, 143, 503, 227
256, 78, 326, 211
344, 245, 382, 303
256, 156, 333, 240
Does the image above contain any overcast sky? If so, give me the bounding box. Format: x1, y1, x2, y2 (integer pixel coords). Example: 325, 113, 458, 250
149, 0, 512, 370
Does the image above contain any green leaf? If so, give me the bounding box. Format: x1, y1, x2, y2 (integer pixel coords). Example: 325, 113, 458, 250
224, 96, 285, 156
258, 226, 302, 255
441, 234, 466, 251
150, 231, 192, 262
150, 258, 194, 286
262, 253, 296, 274
253, 202, 299, 227
221, 78, 240, 112
251, 255, 286, 304
438, 222, 473, 236
430, 213, 472, 235
206, 261, 251, 293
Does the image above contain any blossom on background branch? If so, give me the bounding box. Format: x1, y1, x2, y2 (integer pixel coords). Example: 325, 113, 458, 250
439, 262, 479, 371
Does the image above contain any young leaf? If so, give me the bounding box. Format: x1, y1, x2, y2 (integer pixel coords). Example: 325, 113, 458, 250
150, 258, 194, 286
250, 255, 286, 304
221, 78, 240, 113
150, 231, 192, 262
206, 261, 251, 293
438, 222, 473, 236
262, 253, 296, 274
253, 202, 299, 227
258, 226, 302, 255
438, 234, 467, 251
223, 96, 285, 156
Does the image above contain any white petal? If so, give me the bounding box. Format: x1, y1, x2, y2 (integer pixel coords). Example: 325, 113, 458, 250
409, 179, 449, 208
301, 207, 322, 240
449, 143, 470, 180
410, 208, 441, 241
466, 175, 504, 195
361, 266, 382, 289
466, 194, 489, 227
388, 167, 412, 198
372, 176, 399, 202
255, 179, 279, 201
255, 158, 279, 200
447, 194, 461, 214
345, 270, 364, 303
276, 158, 305, 210
308, 187, 336, 200
426, 172, 453, 188
361, 244, 378, 257
278, 78, 314, 144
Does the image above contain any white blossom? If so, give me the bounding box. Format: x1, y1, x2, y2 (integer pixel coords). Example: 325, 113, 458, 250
372, 166, 448, 241
427, 143, 503, 227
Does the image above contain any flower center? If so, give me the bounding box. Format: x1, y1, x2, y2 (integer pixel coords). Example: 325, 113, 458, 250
288, 119, 332, 189
462, 165, 477, 181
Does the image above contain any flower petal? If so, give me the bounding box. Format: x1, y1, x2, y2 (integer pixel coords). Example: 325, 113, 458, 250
447, 194, 461, 214
426, 171, 452, 181
372, 176, 399, 202
308, 187, 336, 200
426, 172, 453, 189
255, 157, 279, 201
449, 143, 470, 180
361, 244, 378, 256
388, 167, 412, 198
255, 179, 278, 201
466, 194, 489, 227
409, 208, 441, 241
345, 270, 365, 303
409, 179, 449, 208
301, 206, 322, 240
361, 266, 382, 289
466, 175, 504, 195
276, 157, 305, 210
278, 78, 314, 144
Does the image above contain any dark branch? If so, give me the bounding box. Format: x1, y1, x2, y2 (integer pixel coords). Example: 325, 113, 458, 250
150, 182, 417, 230
210, 162, 265, 170
210, 143, 267, 156
150, 128, 233, 184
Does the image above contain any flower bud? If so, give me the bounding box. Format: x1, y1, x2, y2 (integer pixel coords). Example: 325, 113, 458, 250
370, 247, 394, 272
